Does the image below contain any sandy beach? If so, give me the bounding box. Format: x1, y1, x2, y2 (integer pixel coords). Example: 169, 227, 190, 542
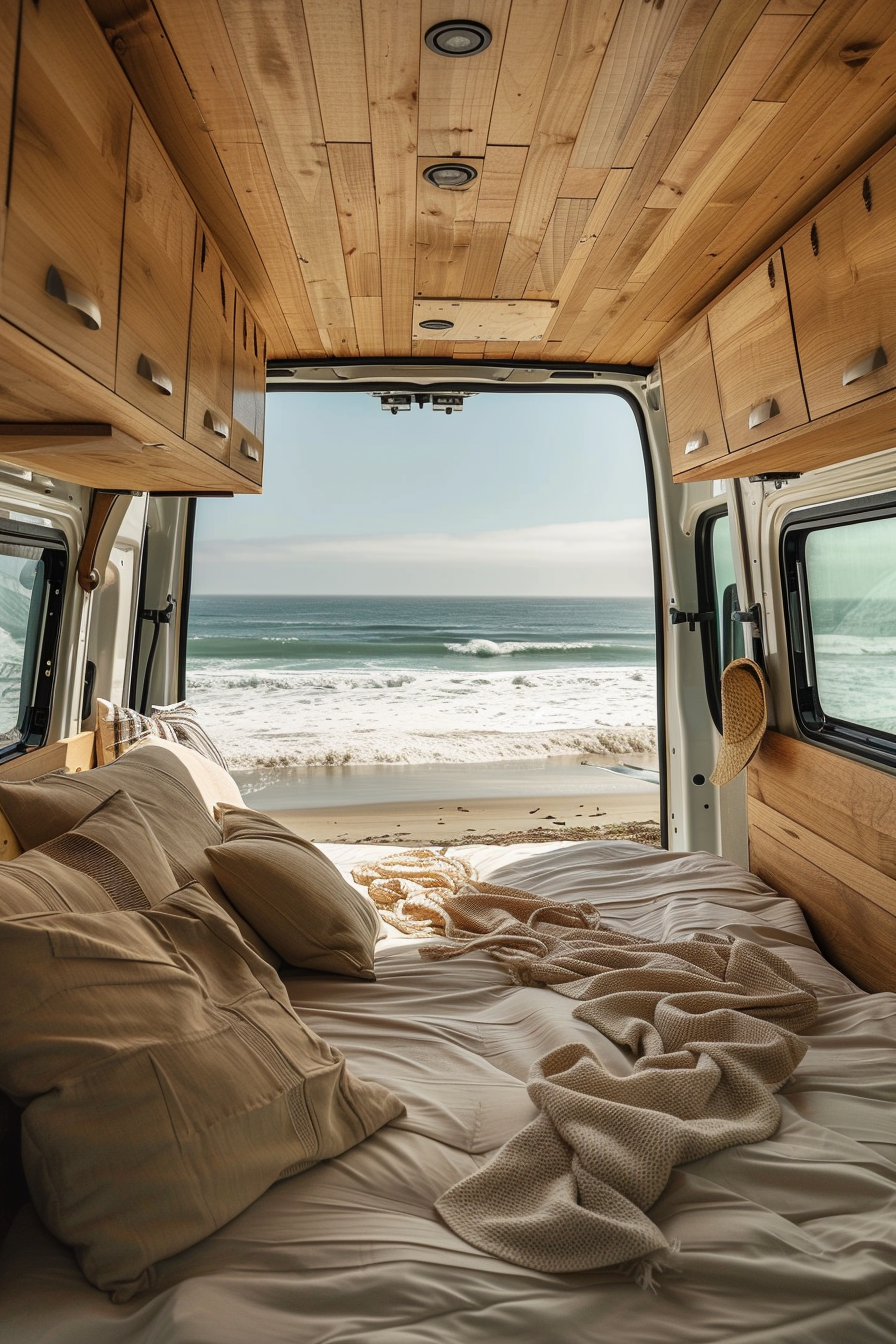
273, 788, 661, 847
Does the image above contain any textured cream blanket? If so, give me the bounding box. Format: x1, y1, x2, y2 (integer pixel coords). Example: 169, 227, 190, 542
420, 882, 818, 1278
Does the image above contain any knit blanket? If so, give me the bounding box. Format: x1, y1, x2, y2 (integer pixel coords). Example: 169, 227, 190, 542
419, 881, 818, 1279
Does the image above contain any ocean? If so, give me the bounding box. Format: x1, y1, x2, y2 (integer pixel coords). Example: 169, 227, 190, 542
185, 596, 658, 795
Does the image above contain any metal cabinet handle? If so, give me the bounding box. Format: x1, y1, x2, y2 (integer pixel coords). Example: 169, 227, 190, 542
136, 353, 173, 396
203, 409, 229, 440
748, 398, 780, 430
843, 346, 888, 386
239, 438, 260, 462
45, 265, 101, 330
684, 431, 708, 455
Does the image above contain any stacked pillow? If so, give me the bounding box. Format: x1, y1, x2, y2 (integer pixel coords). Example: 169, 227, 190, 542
0, 748, 403, 1300
94, 697, 229, 769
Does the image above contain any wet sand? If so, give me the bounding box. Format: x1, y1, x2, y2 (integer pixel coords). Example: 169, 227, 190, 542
273, 790, 661, 847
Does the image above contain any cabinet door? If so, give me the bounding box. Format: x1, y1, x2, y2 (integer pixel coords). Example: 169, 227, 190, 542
185, 229, 234, 461
116, 113, 195, 435
0, 0, 130, 387
660, 317, 728, 475
784, 154, 896, 420
230, 294, 265, 484
709, 251, 807, 452
0, 0, 19, 265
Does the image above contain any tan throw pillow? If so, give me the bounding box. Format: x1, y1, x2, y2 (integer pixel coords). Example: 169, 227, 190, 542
0, 741, 276, 965
0, 790, 177, 918
95, 699, 228, 770
207, 807, 379, 980
0, 884, 404, 1301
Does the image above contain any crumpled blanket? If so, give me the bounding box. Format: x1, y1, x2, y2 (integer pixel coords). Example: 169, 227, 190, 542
419, 882, 818, 1280
351, 849, 475, 932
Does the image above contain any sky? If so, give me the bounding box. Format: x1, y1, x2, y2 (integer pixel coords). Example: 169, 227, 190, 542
192, 389, 653, 595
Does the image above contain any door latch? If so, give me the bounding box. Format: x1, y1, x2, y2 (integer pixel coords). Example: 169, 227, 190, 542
669, 606, 714, 632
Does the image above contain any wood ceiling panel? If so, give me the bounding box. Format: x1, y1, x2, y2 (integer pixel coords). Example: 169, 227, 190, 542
417, 0, 511, 159
526, 198, 596, 297
302, 0, 371, 143
493, 0, 627, 297
218, 0, 358, 356
487, 0, 569, 146
329, 142, 382, 298
89, 0, 896, 369
362, 0, 420, 355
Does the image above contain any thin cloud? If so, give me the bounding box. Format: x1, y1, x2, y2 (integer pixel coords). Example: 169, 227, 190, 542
193, 519, 654, 596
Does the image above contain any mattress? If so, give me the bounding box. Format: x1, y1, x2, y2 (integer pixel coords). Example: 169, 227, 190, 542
1, 840, 895, 1343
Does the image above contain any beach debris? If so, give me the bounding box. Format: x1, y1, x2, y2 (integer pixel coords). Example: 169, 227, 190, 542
529, 808, 540, 814
553, 821, 566, 826
545, 815, 556, 820
458, 806, 470, 812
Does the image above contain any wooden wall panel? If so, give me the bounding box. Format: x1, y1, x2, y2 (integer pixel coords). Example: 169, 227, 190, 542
748, 731, 896, 993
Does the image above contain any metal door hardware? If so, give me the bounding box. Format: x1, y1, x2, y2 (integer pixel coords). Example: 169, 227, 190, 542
669, 606, 714, 632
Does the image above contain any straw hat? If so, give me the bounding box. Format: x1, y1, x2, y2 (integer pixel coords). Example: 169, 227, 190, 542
710, 658, 769, 787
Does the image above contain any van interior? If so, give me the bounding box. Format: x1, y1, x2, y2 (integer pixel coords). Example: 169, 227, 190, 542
1, 1, 895, 1339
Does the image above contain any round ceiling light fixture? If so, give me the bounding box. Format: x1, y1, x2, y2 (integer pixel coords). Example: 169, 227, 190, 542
422, 162, 478, 189
419, 318, 455, 331
425, 20, 492, 56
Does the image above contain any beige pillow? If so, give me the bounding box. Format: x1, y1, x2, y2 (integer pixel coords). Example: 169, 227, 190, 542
0, 884, 404, 1301
207, 807, 379, 979
0, 741, 276, 965
0, 790, 177, 917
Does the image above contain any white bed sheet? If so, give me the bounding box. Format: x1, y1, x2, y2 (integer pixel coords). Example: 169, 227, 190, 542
2, 841, 896, 1343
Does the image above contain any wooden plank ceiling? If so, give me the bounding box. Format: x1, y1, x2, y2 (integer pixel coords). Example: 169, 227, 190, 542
89, 0, 896, 364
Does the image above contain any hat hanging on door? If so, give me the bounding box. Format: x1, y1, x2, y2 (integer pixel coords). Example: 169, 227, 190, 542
710, 658, 769, 786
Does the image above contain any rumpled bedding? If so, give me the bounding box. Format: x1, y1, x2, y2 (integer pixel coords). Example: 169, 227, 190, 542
1, 840, 895, 1344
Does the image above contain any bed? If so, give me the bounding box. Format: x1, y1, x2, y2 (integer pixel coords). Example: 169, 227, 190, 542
1, 836, 895, 1343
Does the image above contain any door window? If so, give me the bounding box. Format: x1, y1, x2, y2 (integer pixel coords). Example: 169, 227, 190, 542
0, 520, 67, 753
783, 501, 896, 758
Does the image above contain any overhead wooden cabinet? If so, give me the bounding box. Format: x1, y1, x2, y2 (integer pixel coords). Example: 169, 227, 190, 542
230, 294, 265, 485
0, 0, 130, 388
659, 317, 728, 476
185, 230, 235, 463
115, 112, 195, 435
708, 252, 808, 454
784, 152, 896, 421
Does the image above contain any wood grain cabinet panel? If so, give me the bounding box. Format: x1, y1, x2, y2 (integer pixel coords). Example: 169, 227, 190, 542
185, 229, 234, 462
0, 0, 130, 388
659, 316, 728, 475
0, 0, 19, 266
784, 152, 896, 420
116, 113, 195, 435
709, 251, 808, 453
230, 293, 264, 484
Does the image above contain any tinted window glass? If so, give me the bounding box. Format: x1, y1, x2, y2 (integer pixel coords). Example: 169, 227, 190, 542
803, 517, 896, 735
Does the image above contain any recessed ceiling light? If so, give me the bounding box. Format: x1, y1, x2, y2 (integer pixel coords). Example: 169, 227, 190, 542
425, 20, 491, 57
422, 162, 478, 189
419, 319, 455, 331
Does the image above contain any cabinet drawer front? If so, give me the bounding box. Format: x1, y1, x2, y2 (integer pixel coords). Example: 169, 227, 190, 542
116, 114, 195, 435
185, 288, 234, 462
660, 317, 728, 474
709, 251, 807, 452
785, 154, 896, 420
230, 294, 264, 482
0, 0, 129, 388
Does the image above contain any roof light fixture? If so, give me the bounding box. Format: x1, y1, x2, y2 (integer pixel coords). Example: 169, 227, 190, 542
425, 20, 491, 56
418, 318, 455, 331
422, 162, 478, 189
